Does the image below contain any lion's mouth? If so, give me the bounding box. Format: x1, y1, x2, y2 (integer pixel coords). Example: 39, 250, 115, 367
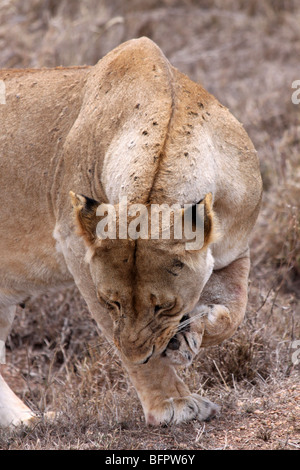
141, 346, 155, 364
115, 332, 155, 364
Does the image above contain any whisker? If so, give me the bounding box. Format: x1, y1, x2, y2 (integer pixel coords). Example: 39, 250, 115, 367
176, 310, 206, 333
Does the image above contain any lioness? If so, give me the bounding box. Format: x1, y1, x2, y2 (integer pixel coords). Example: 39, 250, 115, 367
0, 38, 262, 428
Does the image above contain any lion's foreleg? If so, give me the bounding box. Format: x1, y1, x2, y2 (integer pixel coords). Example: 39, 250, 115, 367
200, 255, 250, 347
124, 356, 219, 425
0, 304, 36, 428
164, 255, 250, 364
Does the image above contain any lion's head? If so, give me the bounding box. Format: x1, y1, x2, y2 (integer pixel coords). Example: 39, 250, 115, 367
70, 192, 217, 364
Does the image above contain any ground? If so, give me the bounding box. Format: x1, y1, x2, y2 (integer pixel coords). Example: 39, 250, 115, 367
0, 0, 299, 451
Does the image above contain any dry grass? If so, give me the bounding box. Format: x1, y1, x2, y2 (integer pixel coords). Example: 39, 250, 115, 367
0, 0, 299, 450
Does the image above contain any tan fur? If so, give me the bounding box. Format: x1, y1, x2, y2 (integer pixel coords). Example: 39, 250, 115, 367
0, 38, 262, 427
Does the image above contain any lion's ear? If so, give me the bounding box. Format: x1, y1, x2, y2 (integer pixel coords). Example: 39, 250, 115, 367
70, 191, 99, 245
182, 193, 216, 250
199, 192, 214, 247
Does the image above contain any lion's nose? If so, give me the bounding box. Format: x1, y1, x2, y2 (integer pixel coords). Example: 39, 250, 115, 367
151, 297, 176, 315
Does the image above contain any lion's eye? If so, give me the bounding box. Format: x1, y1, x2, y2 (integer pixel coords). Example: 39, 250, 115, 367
106, 300, 121, 311
98, 295, 120, 311
154, 301, 175, 314
166, 259, 185, 277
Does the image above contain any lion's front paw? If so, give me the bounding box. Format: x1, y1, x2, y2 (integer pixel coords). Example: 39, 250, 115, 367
146, 394, 220, 426
206, 304, 230, 330
163, 314, 205, 366
201, 304, 231, 346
